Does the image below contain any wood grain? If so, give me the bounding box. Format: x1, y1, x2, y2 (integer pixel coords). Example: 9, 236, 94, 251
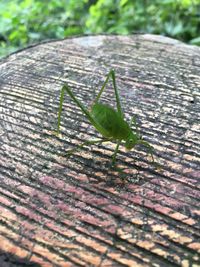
0, 34, 200, 267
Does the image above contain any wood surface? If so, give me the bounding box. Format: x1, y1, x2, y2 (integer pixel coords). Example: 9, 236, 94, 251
0, 34, 200, 267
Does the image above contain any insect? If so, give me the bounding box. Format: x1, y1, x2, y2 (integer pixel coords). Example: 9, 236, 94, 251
57, 70, 154, 166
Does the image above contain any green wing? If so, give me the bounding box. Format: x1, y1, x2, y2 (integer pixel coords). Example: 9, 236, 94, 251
91, 103, 131, 139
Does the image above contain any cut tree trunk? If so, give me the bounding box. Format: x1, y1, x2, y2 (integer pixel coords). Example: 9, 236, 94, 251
0, 34, 200, 267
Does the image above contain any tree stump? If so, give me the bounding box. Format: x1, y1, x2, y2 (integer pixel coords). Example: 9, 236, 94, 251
0, 34, 199, 267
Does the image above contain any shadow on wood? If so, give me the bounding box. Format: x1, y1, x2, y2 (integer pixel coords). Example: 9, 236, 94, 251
0, 248, 41, 267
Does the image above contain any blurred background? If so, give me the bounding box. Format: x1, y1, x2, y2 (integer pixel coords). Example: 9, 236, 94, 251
0, 0, 200, 58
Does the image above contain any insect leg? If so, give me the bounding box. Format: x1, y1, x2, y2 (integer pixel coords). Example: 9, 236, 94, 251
111, 140, 121, 166
93, 70, 112, 105
92, 70, 123, 117
66, 138, 110, 156
57, 85, 66, 133
138, 140, 155, 163
57, 84, 104, 134
130, 115, 139, 135
110, 70, 123, 117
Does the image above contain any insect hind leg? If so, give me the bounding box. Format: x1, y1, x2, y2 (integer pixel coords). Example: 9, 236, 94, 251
130, 115, 140, 136
57, 84, 97, 134
92, 70, 123, 117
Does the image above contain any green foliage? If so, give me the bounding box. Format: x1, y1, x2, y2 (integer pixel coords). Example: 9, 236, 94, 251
86, 0, 200, 41
0, 0, 89, 57
0, 0, 200, 58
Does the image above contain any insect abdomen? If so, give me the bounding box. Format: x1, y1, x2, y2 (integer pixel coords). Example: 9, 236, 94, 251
90, 103, 131, 140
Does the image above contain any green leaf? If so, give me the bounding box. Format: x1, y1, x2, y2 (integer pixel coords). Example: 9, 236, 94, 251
190, 36, 200, 45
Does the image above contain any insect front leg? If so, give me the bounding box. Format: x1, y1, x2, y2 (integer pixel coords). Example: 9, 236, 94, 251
111, 140, 121, 166
66, 138, 110, 156
138, 140, 155, 163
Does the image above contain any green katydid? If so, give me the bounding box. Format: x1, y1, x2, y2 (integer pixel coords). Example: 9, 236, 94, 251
57, 70, 154, 166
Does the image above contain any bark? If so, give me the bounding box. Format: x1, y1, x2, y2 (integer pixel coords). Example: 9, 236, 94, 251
0, 34, 200, 267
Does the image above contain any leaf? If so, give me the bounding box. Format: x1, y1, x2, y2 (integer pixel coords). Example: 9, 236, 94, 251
190, 36, 200, 45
